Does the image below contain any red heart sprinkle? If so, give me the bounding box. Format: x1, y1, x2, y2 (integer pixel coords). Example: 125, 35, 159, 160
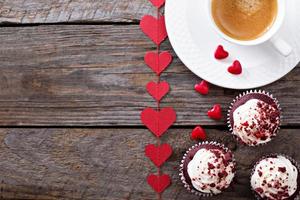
145, 143, 172, 167
194, 80, 209, 95
146, 81, 170, 102
141, 107, 176, 137
140, 15, 167, 45
147, 174, 171, 194
228, 60, 242, 75
207, 104, 222, 120
215, 45, 229, 59
144, 51, 172, 75
191, 126, 207, 141
149, 0, 165, 8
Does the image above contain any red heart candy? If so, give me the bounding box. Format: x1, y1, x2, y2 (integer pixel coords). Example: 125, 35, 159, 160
149, 0, 165, 8
141, 107, 176, 137
146, 81, 170, 101
191, 126, 207, 141
194, 80, 209, 95
215, 45, 229, 59
147, 174, 171, 194
144, 51, 172, 75
228, 60, 242, 75
140, 15, 167, 45
145, 143, 172, 167
207, 104, 222, 120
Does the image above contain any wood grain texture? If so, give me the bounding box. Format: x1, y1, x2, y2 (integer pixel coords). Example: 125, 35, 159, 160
1, 2, 299, 200
0, 0, 154, 24
0, 128, 299, 199
0, 25, 299, 126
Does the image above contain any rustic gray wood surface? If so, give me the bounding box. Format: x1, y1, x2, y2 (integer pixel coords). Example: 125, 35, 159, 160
1, 128, 299, 200
0, 25, 299, 126
0, 0, 154, 24
0, 1, 299, 200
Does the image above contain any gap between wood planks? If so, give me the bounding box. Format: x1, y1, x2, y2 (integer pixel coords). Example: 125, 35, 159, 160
0, 125, 299, 129
0, 21, 140, 27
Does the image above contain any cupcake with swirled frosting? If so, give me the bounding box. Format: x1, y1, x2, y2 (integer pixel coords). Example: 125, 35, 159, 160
251, 155, 300, 200
180, 141, 236, 196
228, 90, 280, 146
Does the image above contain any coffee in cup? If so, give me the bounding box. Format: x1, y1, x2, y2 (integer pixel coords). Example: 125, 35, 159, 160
211, 0, 278, 41
208, 0, 292, 56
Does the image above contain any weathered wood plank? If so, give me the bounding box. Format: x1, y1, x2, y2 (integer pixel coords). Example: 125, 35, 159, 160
0, 128, 299, 199
0, 0, 154, 24
0, 25, 299, 126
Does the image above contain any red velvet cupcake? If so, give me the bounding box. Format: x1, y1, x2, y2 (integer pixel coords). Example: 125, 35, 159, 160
228, 90, 281, 146
179, 141, 236, 196
251, 154, 300, 200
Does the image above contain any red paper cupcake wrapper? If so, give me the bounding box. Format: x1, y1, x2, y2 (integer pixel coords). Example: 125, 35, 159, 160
250, 154, 300, 200
227, 90, 281, 147
179, 141, 236, 197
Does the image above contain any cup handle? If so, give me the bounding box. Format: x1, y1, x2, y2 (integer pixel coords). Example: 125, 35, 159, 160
270, 36, 292, 57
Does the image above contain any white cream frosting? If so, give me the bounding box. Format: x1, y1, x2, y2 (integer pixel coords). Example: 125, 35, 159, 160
187, 148, 235, 194
251, 155, 298, 200
233, 99, 279, 146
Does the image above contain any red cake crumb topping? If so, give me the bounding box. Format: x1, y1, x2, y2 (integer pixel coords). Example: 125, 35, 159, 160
186, 146, 235, 195
251, 155, 298, 200
278, 167, 287, 173
233, 97, 280, 146
208, 162, 215, 169
256, 187, 264, 194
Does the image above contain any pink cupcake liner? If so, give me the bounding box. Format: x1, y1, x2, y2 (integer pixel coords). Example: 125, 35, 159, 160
179, 141, 236, 197
227, 90, 281, 147
250, 154, 300, 200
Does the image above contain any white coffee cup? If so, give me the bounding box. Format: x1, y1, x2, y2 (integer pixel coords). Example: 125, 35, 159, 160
207, 0, 292, 56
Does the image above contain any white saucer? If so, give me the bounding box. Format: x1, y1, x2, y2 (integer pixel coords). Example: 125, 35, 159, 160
165, 0, 300, 89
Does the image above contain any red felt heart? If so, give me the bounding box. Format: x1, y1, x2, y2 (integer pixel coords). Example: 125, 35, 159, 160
214, 45, 229, 59
140, 15, 167, 45
145, 143, 172, 167
149, 0, 165, 8
144, 51, 172, 75
191, 126, 207, 141
146, 81, 170, 101
228, 60, 242, 75
147, 174, 171, 194
141, 107, 176, 137
194, 80, 209, 95
207, 104, 222, 120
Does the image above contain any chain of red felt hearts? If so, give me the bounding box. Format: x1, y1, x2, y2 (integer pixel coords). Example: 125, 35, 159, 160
140, 0, 237, 196
139, 0, 176, 198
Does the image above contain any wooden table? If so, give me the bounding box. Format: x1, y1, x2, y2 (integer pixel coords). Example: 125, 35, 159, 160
0, 1, 299, 199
